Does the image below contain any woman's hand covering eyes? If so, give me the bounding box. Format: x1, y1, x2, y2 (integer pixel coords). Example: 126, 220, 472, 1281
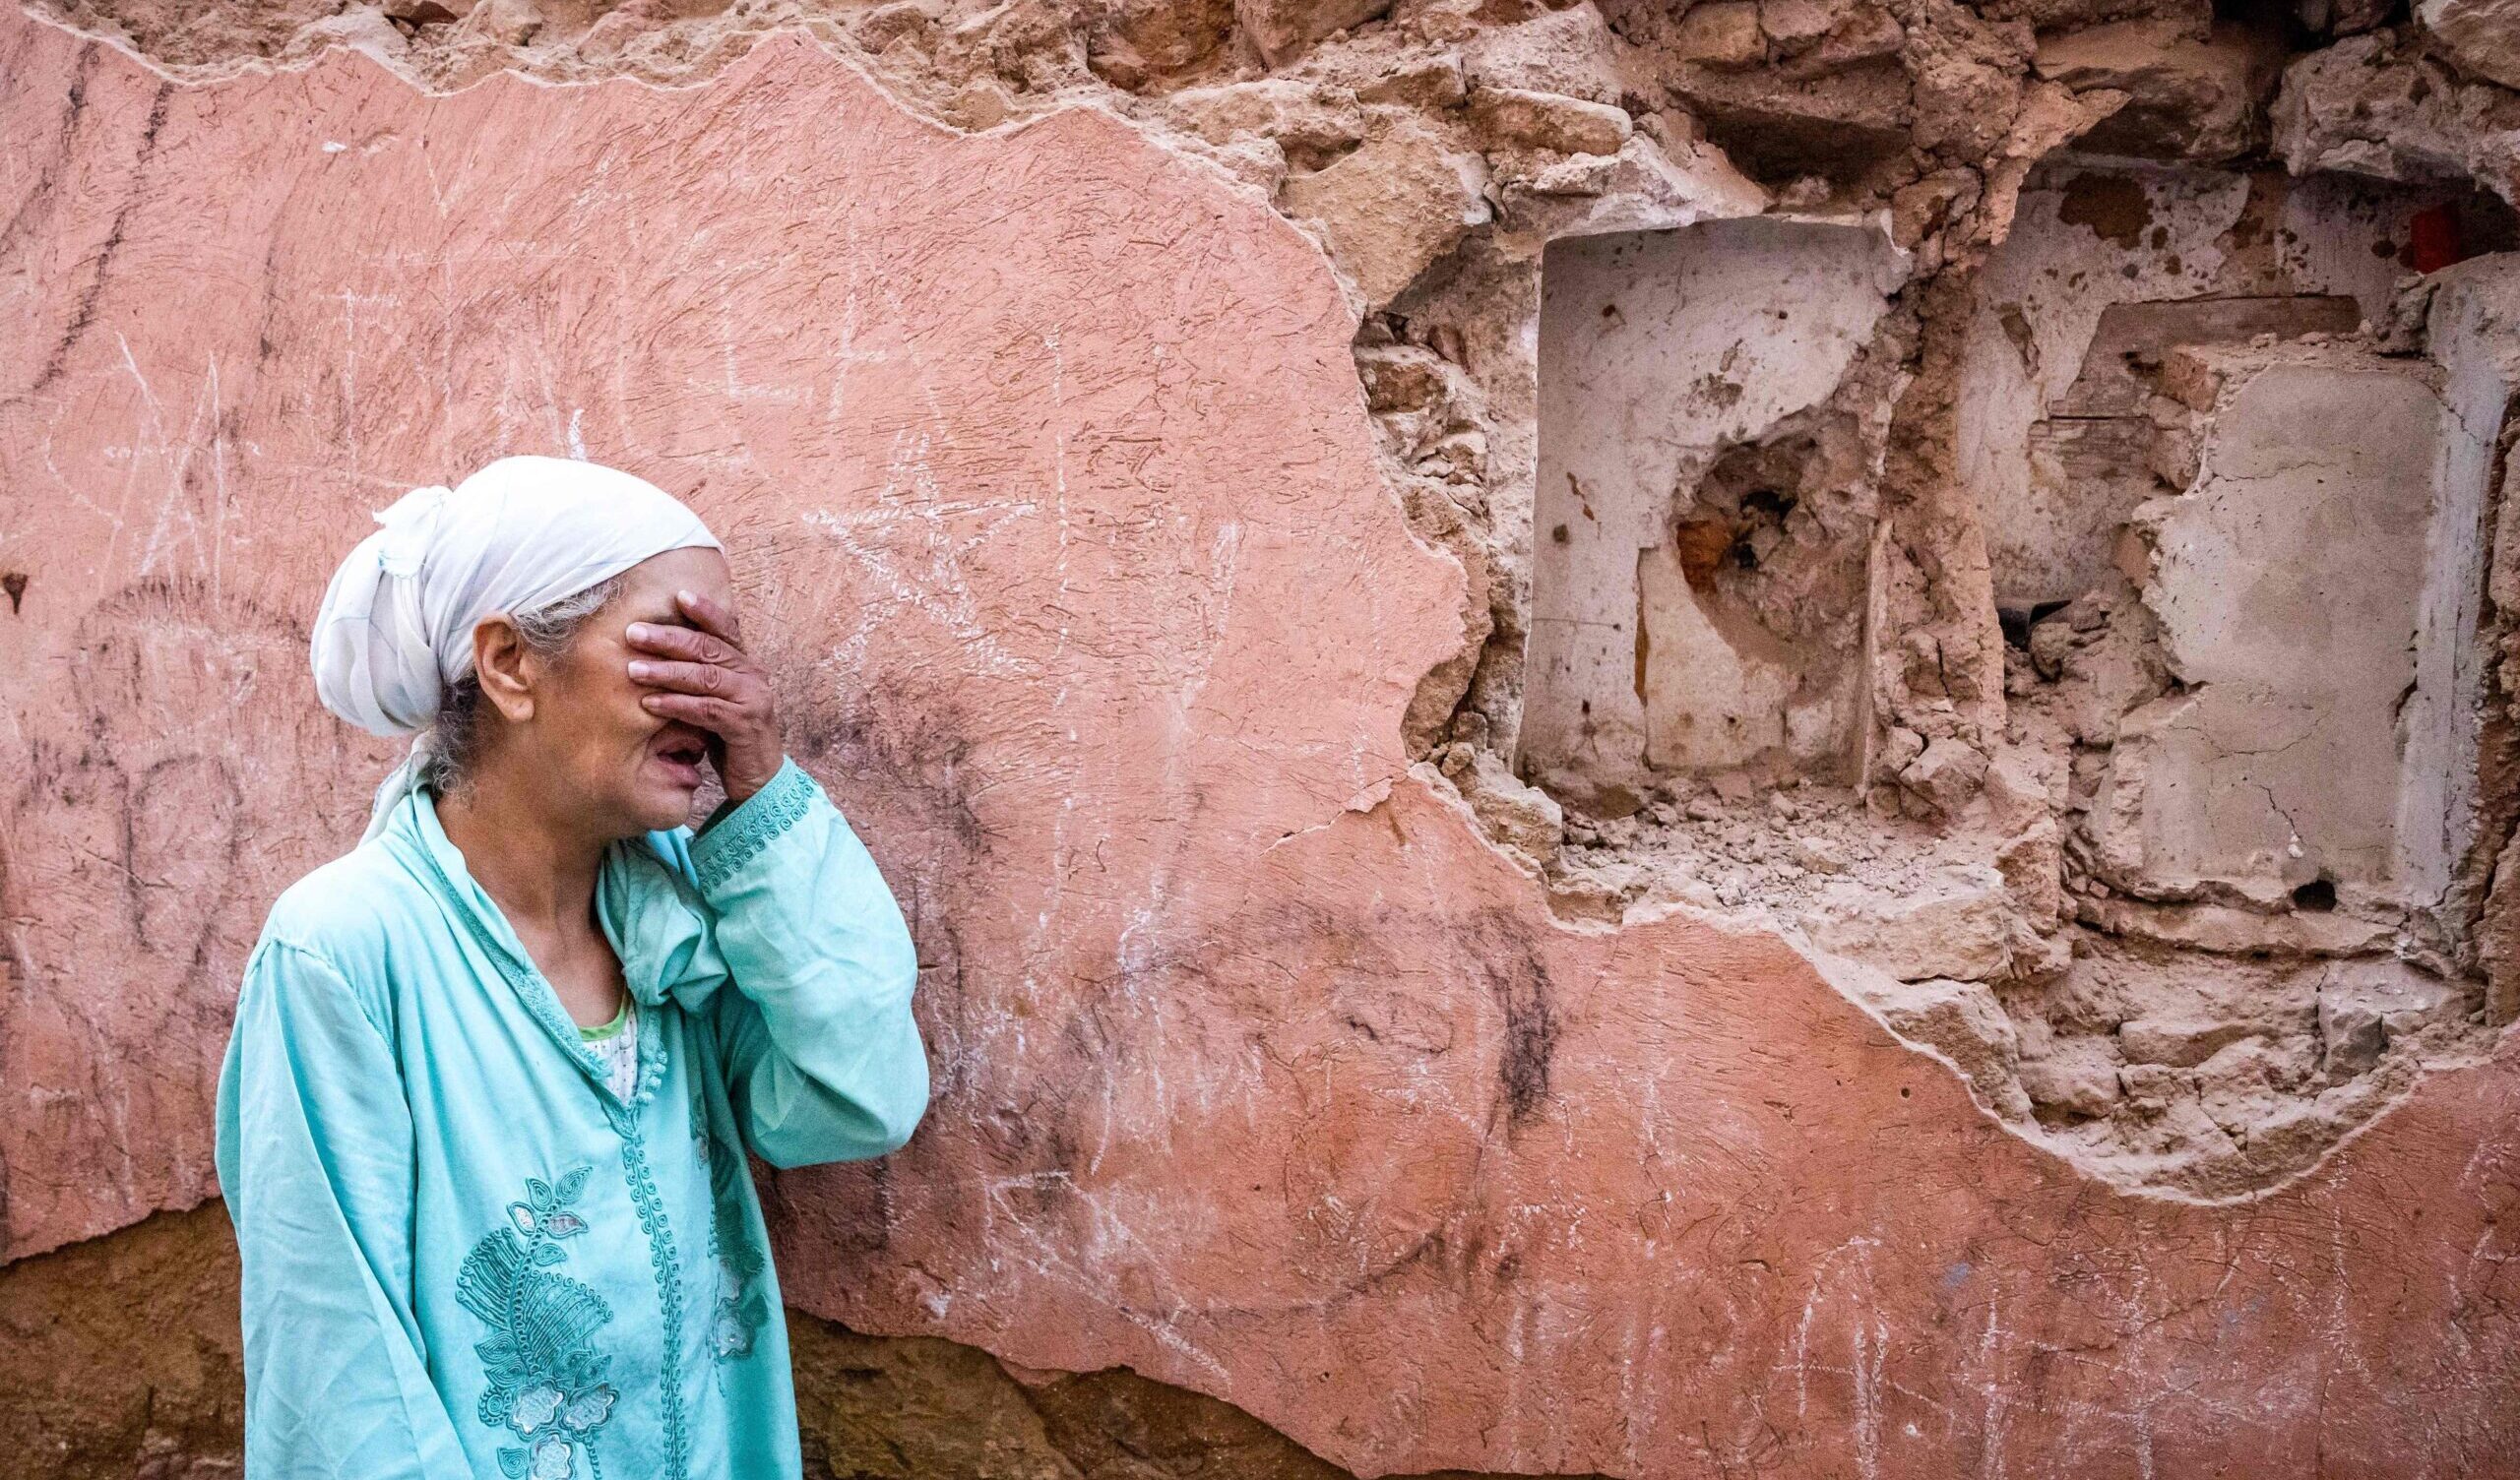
624, 590, 785, 804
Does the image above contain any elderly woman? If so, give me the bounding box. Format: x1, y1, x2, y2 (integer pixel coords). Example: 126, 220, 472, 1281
214, 456, 928, 1480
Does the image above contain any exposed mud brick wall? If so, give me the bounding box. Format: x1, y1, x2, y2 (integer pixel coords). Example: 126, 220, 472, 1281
2, 1204, 1565, 1480
8, 3, 2520, 1477
0, 1205, 244, 1480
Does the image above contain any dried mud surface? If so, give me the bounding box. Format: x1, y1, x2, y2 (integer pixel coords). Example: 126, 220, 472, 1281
1, 1205, 1582, 1480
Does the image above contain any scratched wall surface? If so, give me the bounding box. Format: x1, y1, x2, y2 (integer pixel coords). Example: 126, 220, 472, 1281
0, 6, 1446, 1255
3, 10, 2519, 1479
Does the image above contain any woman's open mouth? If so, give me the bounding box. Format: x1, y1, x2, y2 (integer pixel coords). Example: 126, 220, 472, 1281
651, 729, 710, 789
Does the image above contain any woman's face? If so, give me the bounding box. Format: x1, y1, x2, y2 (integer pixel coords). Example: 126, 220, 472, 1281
516, 545, 736, 837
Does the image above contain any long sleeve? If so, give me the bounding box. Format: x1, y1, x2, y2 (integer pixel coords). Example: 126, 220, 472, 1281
214, 940, 475, 1480
688, 758, 930, 1168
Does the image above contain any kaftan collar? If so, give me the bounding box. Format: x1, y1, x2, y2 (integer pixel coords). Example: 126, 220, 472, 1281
380, 784, 730, 1035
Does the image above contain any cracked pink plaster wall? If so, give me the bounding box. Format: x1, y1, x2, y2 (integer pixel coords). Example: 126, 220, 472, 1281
5, 10, 2520, 1476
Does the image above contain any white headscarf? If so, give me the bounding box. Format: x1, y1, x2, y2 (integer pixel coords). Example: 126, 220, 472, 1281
312, 455, 722, 839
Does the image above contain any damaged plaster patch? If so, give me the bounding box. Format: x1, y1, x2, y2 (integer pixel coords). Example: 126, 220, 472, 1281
1500, 163, 2520, 1199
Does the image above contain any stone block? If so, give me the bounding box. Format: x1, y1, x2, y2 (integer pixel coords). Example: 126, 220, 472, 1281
1868, 976, 2034, 1116
1280, 121, 1490, 308
2317, 958, 2471, 1074
1235, 0, 1392, 62
1668, 1, 1766, 67
1170, 78, 1365, 154
1443, 746, 1567, 862
2017, 1036, 2127, 1117
2118, 1015, 2258, 1067
1466, 86, 1635, 156
1461, 2, 1626, 103
1898, 736, 1988, 815
1801, 867, 2016, 981
2422, 0, 2520, 90
1354, 52, 1470, 107
2032, 20, 2287, 162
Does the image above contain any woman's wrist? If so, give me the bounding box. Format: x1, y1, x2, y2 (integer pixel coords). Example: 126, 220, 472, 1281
698, 752, 790, 832
721, 751, 784, 806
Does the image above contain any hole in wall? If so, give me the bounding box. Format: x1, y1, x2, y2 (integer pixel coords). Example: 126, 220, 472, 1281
1523, 216, 1906, 810
1494, 162, 2513, 1200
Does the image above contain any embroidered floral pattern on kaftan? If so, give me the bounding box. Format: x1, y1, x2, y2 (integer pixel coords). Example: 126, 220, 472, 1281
458, 1167, 621, 1479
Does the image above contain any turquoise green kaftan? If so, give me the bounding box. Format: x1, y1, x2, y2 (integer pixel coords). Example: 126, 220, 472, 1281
214, 758, 929, 1480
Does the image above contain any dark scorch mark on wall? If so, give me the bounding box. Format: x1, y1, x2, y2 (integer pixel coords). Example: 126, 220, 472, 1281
1481, 928, 1558, 1132
30, 79, 171, 398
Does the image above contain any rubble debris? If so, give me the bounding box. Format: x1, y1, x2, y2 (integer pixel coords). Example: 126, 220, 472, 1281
1281, 119, 1491, 307
2033, 19, 2288, 162
2420, 0, 2520, 90
2274, 31, 2520, 207
1237, 0, 1390, 65
1467, 84, 1635, 156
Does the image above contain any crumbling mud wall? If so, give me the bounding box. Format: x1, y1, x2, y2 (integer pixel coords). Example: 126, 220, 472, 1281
6, 1204, 1537, 1480
8, 0, 2520, 1474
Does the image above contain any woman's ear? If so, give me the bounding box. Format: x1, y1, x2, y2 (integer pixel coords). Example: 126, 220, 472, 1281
472, 615, 537, 723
